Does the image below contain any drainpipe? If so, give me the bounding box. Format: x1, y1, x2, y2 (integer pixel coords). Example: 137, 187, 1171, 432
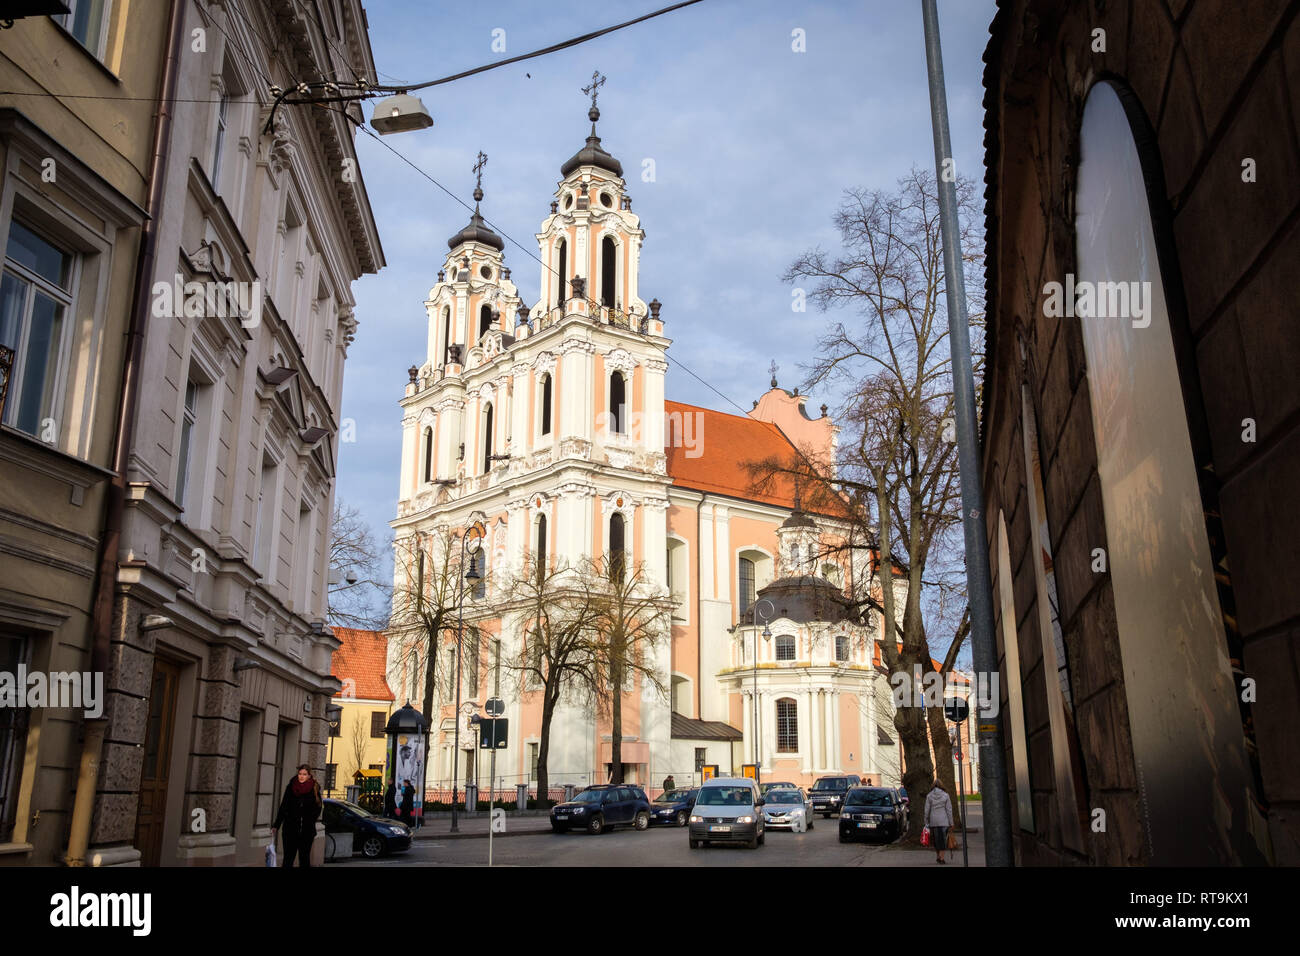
66, 0, 186, 867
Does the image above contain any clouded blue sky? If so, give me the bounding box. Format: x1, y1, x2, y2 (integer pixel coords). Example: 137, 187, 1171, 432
339, 0, 998, 587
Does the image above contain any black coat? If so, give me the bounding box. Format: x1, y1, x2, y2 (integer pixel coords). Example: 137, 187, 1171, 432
274, 779, 322, 831
401, 785, 416, 815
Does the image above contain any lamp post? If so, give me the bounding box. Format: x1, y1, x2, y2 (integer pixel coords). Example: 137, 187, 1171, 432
450, 521, 484, 833
325, 703, 342, 796
751, 598, 774, 771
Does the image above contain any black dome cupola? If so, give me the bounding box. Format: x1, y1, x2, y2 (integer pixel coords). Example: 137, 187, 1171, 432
561, 70, 623, 179
448, 150, 505, 252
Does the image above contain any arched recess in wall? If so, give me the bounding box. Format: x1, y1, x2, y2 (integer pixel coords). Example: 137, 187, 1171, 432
1074, 80, 1265, 864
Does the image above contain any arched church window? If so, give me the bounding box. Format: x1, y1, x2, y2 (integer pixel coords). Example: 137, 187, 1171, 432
776, 698, 797, 752
601, 235, 617, 309
790, 543, 801, 569
441, 307, 451, 365
835, 634, 849, 661
609, 512, 625, 583
738, 557, 755, 612
599, 192, 613, 208
423, 427, 433, 482
774, 634, 795, 661
609, 371, 626, 434
555, 240, 567, 307
535, 513, 548, 581
480, 265, 491, 280
540, 373, 552, 435
479, 304, 493, 338
482, 403, 493, 475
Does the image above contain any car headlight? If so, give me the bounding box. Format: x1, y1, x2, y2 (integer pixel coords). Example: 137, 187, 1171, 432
690, 815, 702, 823
840, 812, 852, 819
738, 815, 754, 824
572, 807, 586, 814
387, 826, 407, 835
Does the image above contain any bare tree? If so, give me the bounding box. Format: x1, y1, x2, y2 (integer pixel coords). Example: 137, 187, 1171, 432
765, 167, 983, 839
497, 557, 603, 806
328, 499, 390, 630
587, 557, 673, 784
349, 714, 368, 782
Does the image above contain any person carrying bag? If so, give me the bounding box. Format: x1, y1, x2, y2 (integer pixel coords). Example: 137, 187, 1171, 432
923, 779, 954, 864
271, 764, 323, 867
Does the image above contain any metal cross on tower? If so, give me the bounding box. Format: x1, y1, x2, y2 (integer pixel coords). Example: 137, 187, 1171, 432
472, 151, 487, 203
768, 360, 779, 387
582, 70, 606, 111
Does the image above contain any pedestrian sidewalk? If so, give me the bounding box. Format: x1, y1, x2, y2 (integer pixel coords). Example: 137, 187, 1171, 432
878, 802, 985, 867
411, 811, 553, 841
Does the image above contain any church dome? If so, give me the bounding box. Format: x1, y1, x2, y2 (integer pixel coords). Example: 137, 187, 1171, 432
447, 207, 504, 252
737, 575, 860, 626
560, 106, 623, 178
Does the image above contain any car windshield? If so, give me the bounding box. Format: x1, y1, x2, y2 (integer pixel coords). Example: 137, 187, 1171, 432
765, 790, 802, 804
655, 790, 686, 803
845, 789, 893, 807
696, 787, 754, 807
573, 789, 606, 803
812, 778, 847, 791
335, 800, 373, 818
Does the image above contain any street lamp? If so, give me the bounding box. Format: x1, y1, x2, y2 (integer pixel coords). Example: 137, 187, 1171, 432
450, 521, 484, 833
751, 598, 774, 772
325, 703, 342, 796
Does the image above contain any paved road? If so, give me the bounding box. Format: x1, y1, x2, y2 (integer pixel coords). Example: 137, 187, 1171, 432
338, 804, 984, 867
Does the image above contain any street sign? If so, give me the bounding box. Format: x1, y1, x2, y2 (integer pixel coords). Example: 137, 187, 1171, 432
478, 717, 508, 749
944, 696, 969, 723
485, 697, 505, 717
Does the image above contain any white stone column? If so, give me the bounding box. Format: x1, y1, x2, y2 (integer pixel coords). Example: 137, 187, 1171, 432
435, 398, 463, 480
830, 690, 841, 772
801, 687, 814, 775
643, 357, 667, 452
399, 413, 418, 501
511, 363, 530, 456
713, 504, 730, 604
641, 496, 668, 589
698, 501, 715, 601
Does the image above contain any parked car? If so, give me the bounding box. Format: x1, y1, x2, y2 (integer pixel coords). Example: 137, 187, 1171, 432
837, 786, 907, 843
322, 797, 412, 858
688, 777, 765, 849
760, 787, 814, 831
809, 774, 861, 817
651, 788, 697, 826
759, 781, 798, 795
550, 784, 651, 834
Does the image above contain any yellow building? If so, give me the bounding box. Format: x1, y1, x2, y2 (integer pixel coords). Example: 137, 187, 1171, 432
329, 629, 396, 799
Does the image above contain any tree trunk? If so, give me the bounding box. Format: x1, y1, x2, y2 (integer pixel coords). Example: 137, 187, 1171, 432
536, 686, 558, 808
895, 697, 935, 839
609, 656, 624, 784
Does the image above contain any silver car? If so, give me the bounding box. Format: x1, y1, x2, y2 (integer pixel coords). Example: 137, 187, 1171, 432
761, 787, 814, 831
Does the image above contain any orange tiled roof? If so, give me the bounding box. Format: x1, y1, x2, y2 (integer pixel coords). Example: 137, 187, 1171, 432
331, 628, 396, 701
665, 400, 848, 517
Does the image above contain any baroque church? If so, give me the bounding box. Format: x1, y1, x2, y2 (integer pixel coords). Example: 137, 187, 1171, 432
387, 88, 905, 795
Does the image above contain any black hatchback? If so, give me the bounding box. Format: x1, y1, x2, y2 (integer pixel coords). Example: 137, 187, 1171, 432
550, 784, 652, 834
837, 787, 906, 843
650, 788, 697, 826
322, 798, 412, 858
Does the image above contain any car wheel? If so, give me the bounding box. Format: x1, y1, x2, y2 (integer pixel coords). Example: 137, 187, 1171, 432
634, 811, 649, 831
690, 839, 701, 849
587, 814, 604, 835
551, 824, 568, 834
362, 835, 384, 858
838, 832, 849, 844
676, 810, 687, 827
757, 830, 765, 847
747, 832, 758, 850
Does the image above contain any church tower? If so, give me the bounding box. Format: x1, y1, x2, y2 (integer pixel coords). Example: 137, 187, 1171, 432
393, 76, 675, 788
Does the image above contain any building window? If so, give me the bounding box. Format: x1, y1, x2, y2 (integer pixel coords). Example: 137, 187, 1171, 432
441, 307, 451, 365
0, 221, 74, 439
609, 512, 625, 583
694, 747, 706, 772
370, 711, 386, 738
175, 379, 199, 509
774, 635, 796, 661
55, 0, 111, 60
601, 235, 617, 308
253, 453, 279, 574
481, 403, 493, 475
540, 373, 552, 435
528, 742, 539, 783
423, 427, 433, 482
608, 371, 626, 435
212, 89, 230, 187
470, 550, 486, 601
554, 240, 566, 307
535, 514, 548, 579
0, 634, 29, 844
835, 634, 849, 661
478, 303, 493, 339
738, 557, 755, 612
776, 698, 797, 752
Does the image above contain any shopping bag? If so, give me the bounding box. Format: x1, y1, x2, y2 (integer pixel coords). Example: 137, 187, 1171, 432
920, 826, 931, 847
947, 830, 958, 850
265, 841, 277, 867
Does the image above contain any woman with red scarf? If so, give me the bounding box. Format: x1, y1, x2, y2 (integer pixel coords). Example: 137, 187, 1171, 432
272, 764, 323, 867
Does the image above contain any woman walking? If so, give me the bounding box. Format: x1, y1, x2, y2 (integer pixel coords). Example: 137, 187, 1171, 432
924, 779, 954, 864
272, 764, 323, 867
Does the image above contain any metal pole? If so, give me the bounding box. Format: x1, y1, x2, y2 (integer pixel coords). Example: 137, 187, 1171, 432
451, 533, 467, 833
955, 722, 968, 867
920, 0, 1013, 867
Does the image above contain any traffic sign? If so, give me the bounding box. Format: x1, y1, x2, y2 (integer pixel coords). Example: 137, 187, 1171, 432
944, 696, 969, 722
485, 697, 505, 717
478, 717, 508, 749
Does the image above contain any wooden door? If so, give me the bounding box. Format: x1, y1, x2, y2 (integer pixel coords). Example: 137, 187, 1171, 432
135, 657, 181, 866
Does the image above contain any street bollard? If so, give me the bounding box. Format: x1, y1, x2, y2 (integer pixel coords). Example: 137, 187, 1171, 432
465, 784, 477, 815
515, 783, 528, 815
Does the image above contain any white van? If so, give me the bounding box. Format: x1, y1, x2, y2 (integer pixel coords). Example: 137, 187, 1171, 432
688, 777, 765, 849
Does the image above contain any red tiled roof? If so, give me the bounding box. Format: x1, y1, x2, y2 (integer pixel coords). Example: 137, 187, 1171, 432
331, 628, 396, 701
665, 400, 848, 516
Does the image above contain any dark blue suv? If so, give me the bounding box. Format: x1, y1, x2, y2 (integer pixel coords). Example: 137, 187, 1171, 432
550, 784, 652, 834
